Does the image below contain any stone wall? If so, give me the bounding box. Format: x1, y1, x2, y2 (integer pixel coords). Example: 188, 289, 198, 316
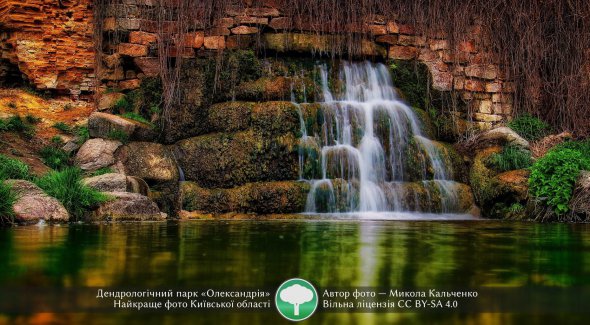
0, 0, 515, 126
0, 0, 95, 95
98, 0, 515, 128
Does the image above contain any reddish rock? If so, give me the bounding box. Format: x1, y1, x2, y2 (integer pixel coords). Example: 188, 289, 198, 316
485, 82, 502, 93
206, 27, 231, 36
398, 24, 415, 35
429, 39, 449, 51
246, 7, 280, 17
367, 25, 387, 36
119, 79, 141, 90
458, 40, 477, 53
235, 16, 268, 25
388, 46, 417, 60
464, 79, 485, 92
133, 57, 160, 77
226, 35, 255, 49
217, 18, 235, 28
418, 48, 438, 62
129, 31, 158, 45
431, 70, 453, 91
386, 21, 399, 33
204, 36, 226, 50
465, 64, 497, 80
269, 17, 291, 30
118, 43, 148, 57
231, 26, 259, 35
375, 35, 398, 45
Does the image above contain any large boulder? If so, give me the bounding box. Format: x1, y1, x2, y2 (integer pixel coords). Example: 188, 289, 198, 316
465, 127, 529, 154
181, 181, 310, 214
469, 147, 530, 219
175, 130, 298, 188
6, 180, 69, 223
87, 192, 165, 221
114, 142, 179, 183
88, 112, 157, 141
82, 173, 127, 192
75, 138, 122, 171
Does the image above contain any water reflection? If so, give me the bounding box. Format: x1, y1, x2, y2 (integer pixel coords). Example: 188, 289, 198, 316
0, 220, 589, 324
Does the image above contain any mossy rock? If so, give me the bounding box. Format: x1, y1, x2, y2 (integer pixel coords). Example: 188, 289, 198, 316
469, 147, 530, 219
163, 51, 262, 143
252, 101, 301, 136
403, 137, 464, 182
233, 76, 319, 102
410, 107, 436, 139
181, 180, 310, 214
208, 101, 253, 133
175, 130, 299, 188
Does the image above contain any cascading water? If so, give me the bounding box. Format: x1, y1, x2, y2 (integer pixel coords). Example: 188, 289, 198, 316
296, 61, 469, 215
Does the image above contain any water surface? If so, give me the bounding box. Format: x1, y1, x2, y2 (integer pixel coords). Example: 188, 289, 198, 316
0, 220, 589, 324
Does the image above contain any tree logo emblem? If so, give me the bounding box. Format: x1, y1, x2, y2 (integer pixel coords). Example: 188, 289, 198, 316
275, 278, 318, 321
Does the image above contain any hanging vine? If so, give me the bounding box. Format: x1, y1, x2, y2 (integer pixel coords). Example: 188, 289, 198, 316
94, 0, 590, 137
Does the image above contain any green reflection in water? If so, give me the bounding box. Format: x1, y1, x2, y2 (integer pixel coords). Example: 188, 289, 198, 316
0, 220, 589, 324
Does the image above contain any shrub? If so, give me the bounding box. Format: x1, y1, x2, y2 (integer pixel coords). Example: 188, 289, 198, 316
35, 167, 110, 221
529, 148, 590, 215
0, 182, 17, 224
508, 114, 550, 141
554, 139, 590, 159
39, 146, 71, 170
0, 154, 30, 180
486, 145, 532, 172
52, 122, 72, 133
107, 129, 129, 143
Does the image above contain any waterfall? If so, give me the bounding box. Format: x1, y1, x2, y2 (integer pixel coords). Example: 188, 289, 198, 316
297, 61, 466, 214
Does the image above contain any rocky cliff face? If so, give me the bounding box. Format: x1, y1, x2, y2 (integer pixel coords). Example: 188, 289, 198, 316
0, 0, 94, 95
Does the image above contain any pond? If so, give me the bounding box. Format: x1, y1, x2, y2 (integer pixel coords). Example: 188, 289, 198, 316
0, 219, 589, 324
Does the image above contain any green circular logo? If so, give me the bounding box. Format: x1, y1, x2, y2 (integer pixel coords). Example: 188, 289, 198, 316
275, 278, 318, 321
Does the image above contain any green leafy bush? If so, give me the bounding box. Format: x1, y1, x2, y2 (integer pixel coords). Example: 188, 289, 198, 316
35, 167, 110, 221
0, 154, 30, 180
0, 182, 18, 224
107, 129, 129, 143
508, 114, 550, 141
554, 139, 590, 159
39, 146, 71, 170
52, 122, 72, 134
529, 148, 590, 215
486, 145, 532, 172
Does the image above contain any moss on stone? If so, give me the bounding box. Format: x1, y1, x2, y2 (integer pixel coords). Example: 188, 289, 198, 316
208, 101, 253, 133
181, 180, 310, 214
252, 101, 300, 136
175, 130, 299, 188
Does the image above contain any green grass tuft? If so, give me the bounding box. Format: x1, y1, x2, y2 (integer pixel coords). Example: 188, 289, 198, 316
508, 114, 550, 141
107, 129, 129, 143
89, 167, 114, 177
486, 145, 532, 172
52, 122, 72, 134
0, 182, 18, 224
121, 112, 154, 126
0, 154, 30, 181
39, 146, 71, 170
35, 167, 110, 221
